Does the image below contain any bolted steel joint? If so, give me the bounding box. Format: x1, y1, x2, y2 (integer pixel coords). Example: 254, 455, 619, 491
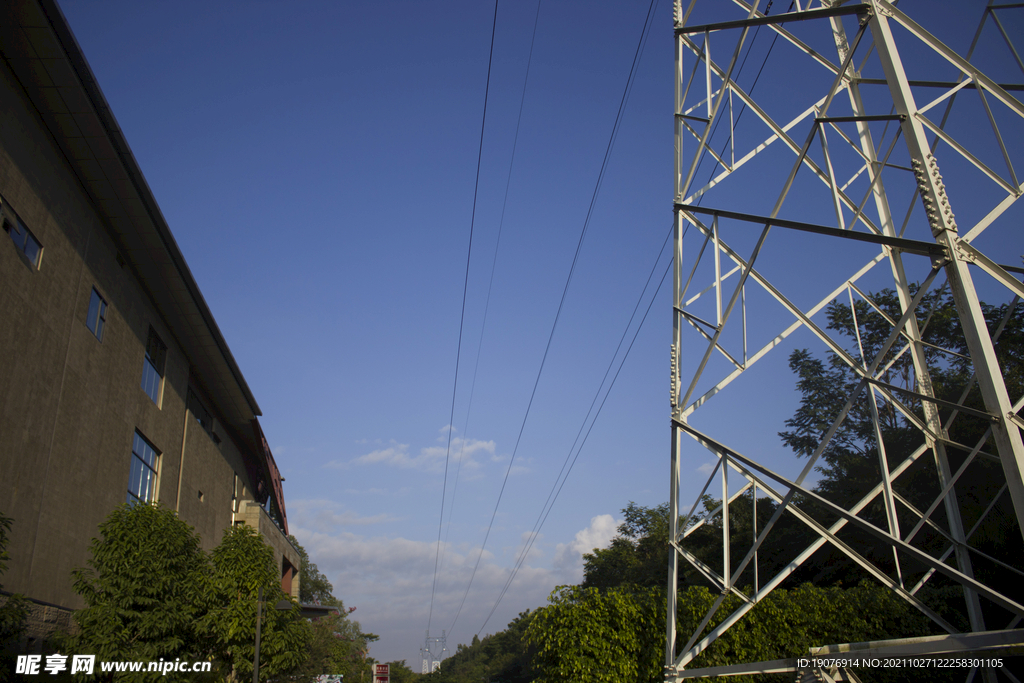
913, 154, 957, 235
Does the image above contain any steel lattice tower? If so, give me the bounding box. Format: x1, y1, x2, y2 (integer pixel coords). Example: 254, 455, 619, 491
421, 631, 448, 674
667, 1, 1024, 680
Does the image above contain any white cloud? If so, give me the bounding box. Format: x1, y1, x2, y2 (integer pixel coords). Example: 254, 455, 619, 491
420, 437, 495, 469
552, 514, 620, 581
290, 525, 558, 664
697, 462, 716, 475
327, 435, 497, 473
289, 499, 396, 533
287, 514, 624, 664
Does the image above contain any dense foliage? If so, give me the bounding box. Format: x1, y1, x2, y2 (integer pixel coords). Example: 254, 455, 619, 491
199, 525, 310, 681
60, 505, 344, 681
526, 586, 663, 683
285, 534, 380, 682
383, 659, 421, 683
524, 582, 954, 683
290, 607, 379, 682
61, 504, 214, 682
53, 504, 386, 682
0, 512, 28, 683
288, 535, 339, 607
427, 611, 535, 683
774, 289, 1021, 603
582, 503, 670, 590
464, 288, 1020, 682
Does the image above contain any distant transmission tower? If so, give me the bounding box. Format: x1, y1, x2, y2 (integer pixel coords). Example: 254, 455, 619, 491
668, 1, 1024, 681
421, 630, 448, 674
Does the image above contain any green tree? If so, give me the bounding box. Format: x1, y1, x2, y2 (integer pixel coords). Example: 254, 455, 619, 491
385, 659, 421, 683
582, 498, 781, 592
286, 536, 379, 682
526, 586, 664, 683
289, 610, 378, 683
0, 512, 29, 683
61, 503, 211, 682
777, 289, 1022, 592
582, 502, 669, 590
427, 610, 535, 683
199, 525, 310, 681
525, 582, 954, 683
287, 534, 339, 607
673, 582, 954, 683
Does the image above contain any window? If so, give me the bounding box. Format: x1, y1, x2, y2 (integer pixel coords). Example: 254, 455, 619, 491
2, 198, 43, 269
86, 288, 106, 341
141, 327, 167, 405
127, 431, 159, 505
187, 388, 218, 441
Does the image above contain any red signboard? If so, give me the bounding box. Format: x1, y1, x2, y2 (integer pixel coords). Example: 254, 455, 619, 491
374, 662, 389, 682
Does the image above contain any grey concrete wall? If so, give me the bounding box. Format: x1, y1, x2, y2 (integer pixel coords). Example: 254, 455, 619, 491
0, 50, 170, 611
176, 387, 257, 555
237, 501, 301, 599
0, 41, 290, 641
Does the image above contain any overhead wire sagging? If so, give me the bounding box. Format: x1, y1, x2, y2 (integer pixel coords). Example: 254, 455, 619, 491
426, 0, 501, 637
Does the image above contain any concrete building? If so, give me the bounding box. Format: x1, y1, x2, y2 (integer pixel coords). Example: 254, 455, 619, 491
0, 0, 299, 650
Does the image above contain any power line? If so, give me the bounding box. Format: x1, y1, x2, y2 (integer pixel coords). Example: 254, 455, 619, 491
478, 223, 674, 635
438, 0, 545, 593
426, 0, 500, 635
488, 5, 793, 628
462, 0, 663, 635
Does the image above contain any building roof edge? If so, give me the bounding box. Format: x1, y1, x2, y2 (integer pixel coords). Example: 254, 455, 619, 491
32, 0, 263, 420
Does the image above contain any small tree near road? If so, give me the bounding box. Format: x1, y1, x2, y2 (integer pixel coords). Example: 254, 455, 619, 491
199, 524, 310, 681
61, 503, 211, 681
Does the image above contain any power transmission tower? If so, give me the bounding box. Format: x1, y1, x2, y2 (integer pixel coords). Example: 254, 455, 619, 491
667, 1, 1024, 681
421, 630, 448, 674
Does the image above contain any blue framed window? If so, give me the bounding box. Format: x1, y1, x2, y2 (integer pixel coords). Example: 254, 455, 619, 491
127, 431, 159, 505
2, 198, 43, 269
86, 288, 106, 341
141, 327, 166, 405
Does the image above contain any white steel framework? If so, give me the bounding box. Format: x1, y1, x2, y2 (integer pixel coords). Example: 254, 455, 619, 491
421, 630, 448, 674
667, 1, 1024, 680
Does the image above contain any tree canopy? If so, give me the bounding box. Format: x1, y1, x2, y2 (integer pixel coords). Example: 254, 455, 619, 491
61, 503, 212, 682
288, 534, 339, 608
582, 502, 669, 591
199, 524, 310, 681
60, 504, 321, 681
0, 512, 28, 682
775, 289, 1021, 594
285, 535, 380, 683
527, 287, 1018, 682
426, 610, 535, 683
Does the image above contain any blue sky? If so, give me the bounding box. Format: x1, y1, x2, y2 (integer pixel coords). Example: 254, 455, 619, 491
56, 0, 1023, 667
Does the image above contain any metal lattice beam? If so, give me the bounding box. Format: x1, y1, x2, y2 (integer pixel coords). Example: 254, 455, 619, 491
667, 1, 1024, 680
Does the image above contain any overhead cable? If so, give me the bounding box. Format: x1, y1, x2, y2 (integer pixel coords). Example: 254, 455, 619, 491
426, 0, 500, 635
463, 0, 663, 635
478, 223, 673, 635
441, 0, 546, 634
